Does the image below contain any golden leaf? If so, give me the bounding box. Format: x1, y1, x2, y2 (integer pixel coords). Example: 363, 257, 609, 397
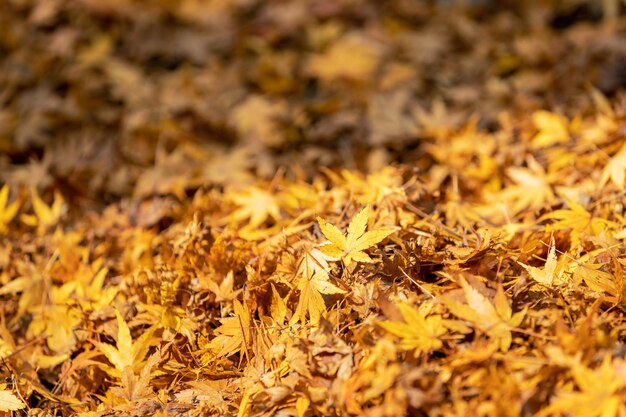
378, 302, 446, 354
230, 95, 288, 146
21, 188, 65, 232
518, 236, 566, 286
538, 356, 626, 417
441, 274, 524, 351
317, 207, 395, 267
95, 310, 156, 378
306, 35, 380, 84
228, 185, 282, 229
572, 262, 617, 296
601, 142, 626, 189
498, 163, 555, 215
207, 299, 251, 358
531, 110, 569, 148
541, 200, 615, 249
293, 248, 346, 324
0, 184, 20, 234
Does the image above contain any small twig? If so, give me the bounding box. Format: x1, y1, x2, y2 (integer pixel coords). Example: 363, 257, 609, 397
404, 201, 472, 243
399, 267, 434, 299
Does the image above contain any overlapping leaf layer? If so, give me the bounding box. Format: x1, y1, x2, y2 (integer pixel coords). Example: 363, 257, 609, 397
2, 1, 626, 416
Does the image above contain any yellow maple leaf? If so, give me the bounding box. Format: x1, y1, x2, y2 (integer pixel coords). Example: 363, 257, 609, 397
111, 351, 160, 403
228, 185, 282, 229
317, 207, 395, 267
538, 356, 626, 417
601, 142, 626, 189
207, 299, 251, 358
306, 35, 380, 84
96, 309, 156, 378
498, 163, 555, 215
542, 200, 614, 234
202, 271, 241, 303
572, 261, 617, 296
531, 110, 570, 148
269, 284, 288, 326
441, 274, 524, 351
0, 263, 47, 319
541, 200, 615, 249
0, 184, 20, 234
293, 248, 346, 324
518, 236, 566, 286
29, 304, 81, 355
230, 95, 288, 146
378, 302, 446, 354
335, 167, 406, 206
21, 187, 65, 232
0, 386, 25, 412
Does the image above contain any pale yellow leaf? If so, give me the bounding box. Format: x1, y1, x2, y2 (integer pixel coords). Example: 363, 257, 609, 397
601, 142, 626, 190
441, 274, 524, 351
294, 249, 345, 324
518, 236, 564, 286
531, 110, 569, 148
0, 389, 25, 411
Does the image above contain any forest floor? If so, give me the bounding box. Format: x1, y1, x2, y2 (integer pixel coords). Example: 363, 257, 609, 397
1, 1, 626, 416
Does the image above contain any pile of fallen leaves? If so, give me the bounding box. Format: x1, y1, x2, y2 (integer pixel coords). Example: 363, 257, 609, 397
2, 0, 626, 416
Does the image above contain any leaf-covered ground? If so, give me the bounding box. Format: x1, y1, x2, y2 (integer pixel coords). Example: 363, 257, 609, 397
2, 0, 626, 416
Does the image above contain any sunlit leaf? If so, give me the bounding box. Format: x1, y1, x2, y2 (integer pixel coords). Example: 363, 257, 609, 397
317, 207, 395, 267
378, 302, 446, 353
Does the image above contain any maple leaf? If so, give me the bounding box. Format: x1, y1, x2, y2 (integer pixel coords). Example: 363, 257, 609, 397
306, 35, 380, 84
0, 262, 47, 320
601, 142, 626, 189
21, 187, 65, 232
269, 284, 288, 326
518, 237, 566, 286
293, 248, 346, 324
110, 351, 160, 403
317, 207, 395, 268
196, 145, 254, 186
134, 146, 194, 199
378, 302, 446, 354
207, 299, 251, 358
331, 168, 406, 206
441, 274, 524, 351
414, 98, 464, 139
0, 184, 20, 234
228, 185, 282, 229
340, 338, 401, 414
230, 95, 288, 146
96, 310, 156, 378
572, 261, 617, 296
0, 386, 25, 412
531, 110, 570, 148
201, 271, 242, 303
498, 163, 555, 215
541, 200, 615, 249
538, 356, 626, 417
29, 304, 81, 355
